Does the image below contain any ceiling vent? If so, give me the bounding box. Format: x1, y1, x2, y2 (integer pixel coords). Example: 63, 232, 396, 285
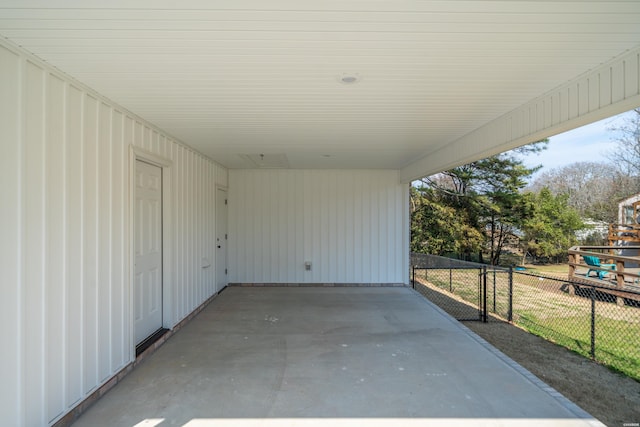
240, 153, 290, 169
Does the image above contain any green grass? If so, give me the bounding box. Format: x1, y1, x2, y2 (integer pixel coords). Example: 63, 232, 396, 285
523, 263, 570, 276
422, 269, 480, 301
415, 268, 640, 381
515, 312, 640, 380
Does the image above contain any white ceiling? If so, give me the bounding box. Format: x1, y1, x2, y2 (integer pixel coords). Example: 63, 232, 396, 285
1, 0, 640, 172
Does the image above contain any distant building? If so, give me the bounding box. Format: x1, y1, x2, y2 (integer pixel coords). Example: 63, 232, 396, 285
614, 193, 640, 267
575, 219, 609, 241
618, 193, 640, 225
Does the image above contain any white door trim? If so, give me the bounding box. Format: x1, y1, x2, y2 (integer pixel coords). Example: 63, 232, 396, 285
129, 146, 173, 361
215, 186, 228, 292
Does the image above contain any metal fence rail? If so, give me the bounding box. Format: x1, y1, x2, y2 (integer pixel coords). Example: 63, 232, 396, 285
410, 253, 640, 381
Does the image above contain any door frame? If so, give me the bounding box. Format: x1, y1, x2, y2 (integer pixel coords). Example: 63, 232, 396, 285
129, 146, 173, 361
215, 186, 229, 292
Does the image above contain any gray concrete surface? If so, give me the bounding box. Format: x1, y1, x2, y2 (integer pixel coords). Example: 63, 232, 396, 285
73, 286, 604, 427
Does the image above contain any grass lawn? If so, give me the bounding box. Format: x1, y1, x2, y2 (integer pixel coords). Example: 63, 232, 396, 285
523, 263, 571, 276
517, 311, 640, 380
414, 268, 640, 381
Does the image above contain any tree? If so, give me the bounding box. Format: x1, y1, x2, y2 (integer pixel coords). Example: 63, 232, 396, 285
410, 186, 484, 256
414, 141, 545, 264
525, 109, 640, 224
527, 161, 634, 223
470, 155, 540, 265
606, 108, 640, 184
521, 188, 584, 263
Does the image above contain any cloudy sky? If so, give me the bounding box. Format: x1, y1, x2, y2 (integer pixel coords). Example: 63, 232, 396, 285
518, 110, 634, 173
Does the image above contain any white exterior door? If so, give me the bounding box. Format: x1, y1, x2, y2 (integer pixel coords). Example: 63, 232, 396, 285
216, 188, 228, 292
134, 160, 163, 345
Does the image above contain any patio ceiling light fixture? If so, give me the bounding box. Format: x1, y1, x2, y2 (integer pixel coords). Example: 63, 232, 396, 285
338, 73, 361, 84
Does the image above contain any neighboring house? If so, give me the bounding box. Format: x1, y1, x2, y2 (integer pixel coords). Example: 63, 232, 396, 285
575, 219, 609, 242
613, 193, 640, 265
618, 193, 640, 225
1, 3, 640, 426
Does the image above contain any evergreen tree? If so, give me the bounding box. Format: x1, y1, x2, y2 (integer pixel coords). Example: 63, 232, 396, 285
413, 141, 545, 264
520, 188, 584, 263
410, 186, 484, 256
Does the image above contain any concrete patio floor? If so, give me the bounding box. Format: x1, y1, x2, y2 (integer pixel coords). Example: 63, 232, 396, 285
73, 286, 604, 427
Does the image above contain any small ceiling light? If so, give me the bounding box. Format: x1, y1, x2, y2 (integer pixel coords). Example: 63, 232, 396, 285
338, 73, 361, 84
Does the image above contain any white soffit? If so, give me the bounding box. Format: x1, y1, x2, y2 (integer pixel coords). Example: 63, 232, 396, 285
1, 1, 640, 172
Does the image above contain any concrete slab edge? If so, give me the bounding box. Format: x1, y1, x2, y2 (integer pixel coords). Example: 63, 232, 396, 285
406, 287, 607, 427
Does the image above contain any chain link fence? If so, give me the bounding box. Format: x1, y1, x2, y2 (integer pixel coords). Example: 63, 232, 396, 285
411, 253, 640, 381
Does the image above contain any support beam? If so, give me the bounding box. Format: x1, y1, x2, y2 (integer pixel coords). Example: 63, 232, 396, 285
401, 46, 640, 183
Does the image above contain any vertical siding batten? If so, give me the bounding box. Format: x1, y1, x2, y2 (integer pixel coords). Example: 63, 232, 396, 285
0, 43, 22, 427
184, 150, 190, 315
111, 110, 125, 372
626, 54, 639, 97
45, 73, 67, 423
336, 172, 345, 281
177, 145, 185, 318
320, 173, 329, 281
82, 94, 99, 395
65, 84, 84, 410
193, 156, 199, 306
23, 60, 47, 426
97, 102, 112, 383
188, 150, 195, 313
197, 156, 202, 305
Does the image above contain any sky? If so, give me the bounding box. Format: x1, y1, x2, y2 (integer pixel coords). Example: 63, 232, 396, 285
518, 110, 635, 175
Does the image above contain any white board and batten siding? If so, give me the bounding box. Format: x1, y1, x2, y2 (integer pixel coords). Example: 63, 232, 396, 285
229, 169, 410, 284
0, 40, 228, 426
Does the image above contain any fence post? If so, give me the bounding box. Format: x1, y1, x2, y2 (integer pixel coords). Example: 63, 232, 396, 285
508, 266, 513, 322
568, 252, 576, 279
492, 269, 496, 313
482, 266, 488, 323
590, 286, 596, 359
449, 268, 452, 292
412, 266, 415, 289
478, 269, 482, 321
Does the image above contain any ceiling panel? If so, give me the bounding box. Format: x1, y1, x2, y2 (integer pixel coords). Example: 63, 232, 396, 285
1, 0, 639, 170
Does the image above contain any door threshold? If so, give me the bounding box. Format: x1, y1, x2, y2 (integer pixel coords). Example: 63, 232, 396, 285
136, 328, 169, 357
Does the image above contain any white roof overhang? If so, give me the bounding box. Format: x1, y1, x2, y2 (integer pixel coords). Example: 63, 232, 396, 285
1, 0, 639, 182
